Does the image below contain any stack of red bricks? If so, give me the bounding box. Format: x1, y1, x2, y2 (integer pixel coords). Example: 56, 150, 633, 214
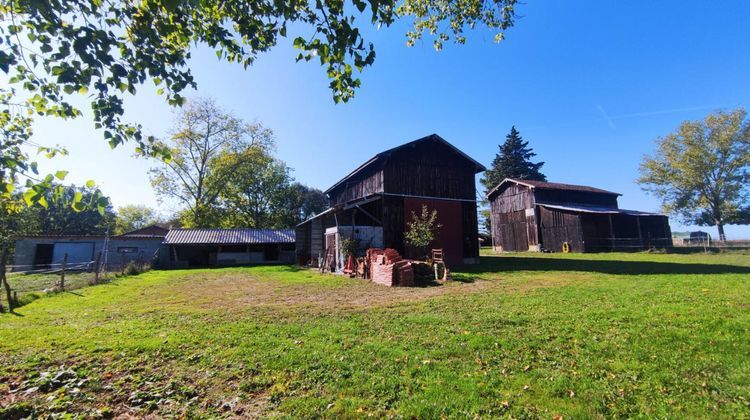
366, 248, 414, 287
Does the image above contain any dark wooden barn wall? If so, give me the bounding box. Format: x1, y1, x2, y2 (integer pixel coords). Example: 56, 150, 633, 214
461, 201, 480, 260
581, 213, 673, 251
318, 138, 483, 263
637, 215, 673, 248
538, 206, 585, 252
328, 166, 384, 206
294, 223, 309, 261
533, 189, 619, 208
383, 141, 477, 200
489, 180, 673, 253
381, 196, 405, 255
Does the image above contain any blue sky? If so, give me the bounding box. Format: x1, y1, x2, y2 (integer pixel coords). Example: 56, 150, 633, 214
29, 0, 750, 238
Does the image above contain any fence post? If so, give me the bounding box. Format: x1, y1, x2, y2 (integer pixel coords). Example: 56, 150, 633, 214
60, 253, 67, 292
93, 251, 102, 285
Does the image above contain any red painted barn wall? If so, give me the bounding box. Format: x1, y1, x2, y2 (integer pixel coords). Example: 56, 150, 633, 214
403, 197, 463, 265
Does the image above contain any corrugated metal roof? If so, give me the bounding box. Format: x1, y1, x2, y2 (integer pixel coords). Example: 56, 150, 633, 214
538, 203, 664, 216
164, 228, 295, 245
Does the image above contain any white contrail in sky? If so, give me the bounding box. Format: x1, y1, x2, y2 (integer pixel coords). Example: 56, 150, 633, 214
596, 104, 617, 129
523, 104, 729, 131
608, 104, 720, 120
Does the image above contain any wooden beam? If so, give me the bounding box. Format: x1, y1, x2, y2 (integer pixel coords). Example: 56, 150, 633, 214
355, 205, 382, 225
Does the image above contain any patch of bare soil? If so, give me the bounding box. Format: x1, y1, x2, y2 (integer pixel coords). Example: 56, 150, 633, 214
170, 270, 570, 313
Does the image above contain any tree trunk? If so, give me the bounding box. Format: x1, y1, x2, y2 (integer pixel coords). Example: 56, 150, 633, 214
0, 247, 13, 312
717, 223, 726, 242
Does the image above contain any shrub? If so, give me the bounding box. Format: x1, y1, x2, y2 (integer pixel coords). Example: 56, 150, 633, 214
122, 261, 149, 276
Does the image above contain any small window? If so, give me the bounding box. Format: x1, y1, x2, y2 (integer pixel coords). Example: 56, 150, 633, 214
118, 246, 138, 253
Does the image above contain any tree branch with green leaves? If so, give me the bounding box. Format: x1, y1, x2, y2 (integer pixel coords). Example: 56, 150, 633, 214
1, 0, 518, 210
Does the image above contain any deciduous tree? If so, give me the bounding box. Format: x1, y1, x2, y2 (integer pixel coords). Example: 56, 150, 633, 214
638, 108, 750, 240
115, 205, 161, 234
218, 149, 327, 228
273, 183, 328, 227
218, 152, 292, 228
149, 98, 273, 227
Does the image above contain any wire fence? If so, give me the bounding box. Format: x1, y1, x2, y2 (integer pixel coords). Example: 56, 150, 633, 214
1, 253, 148, 312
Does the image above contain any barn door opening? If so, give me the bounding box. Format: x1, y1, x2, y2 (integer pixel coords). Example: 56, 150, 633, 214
34, 244, 54, 268
264, 244, 279, 261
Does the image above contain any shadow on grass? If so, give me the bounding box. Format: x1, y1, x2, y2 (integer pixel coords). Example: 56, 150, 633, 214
457, 256, 750, 276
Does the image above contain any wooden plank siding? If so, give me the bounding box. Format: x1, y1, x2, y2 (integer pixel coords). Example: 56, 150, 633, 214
489, 178, 671, 253
383, 140, 477, 200
381, 195, 405, 255
538, 206, 585, 252
461, 201, 480, 261
489, 184, 537, 252
328, 166, 384, 206
493, 209, 530, 251
300, 135, 484, 264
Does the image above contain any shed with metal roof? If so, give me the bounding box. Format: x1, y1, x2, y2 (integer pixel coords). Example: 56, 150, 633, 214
162, 228, 295, 268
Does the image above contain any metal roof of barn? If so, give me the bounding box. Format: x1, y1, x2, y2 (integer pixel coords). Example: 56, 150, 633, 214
538, 203, 664, 216
163, 228, 295, 245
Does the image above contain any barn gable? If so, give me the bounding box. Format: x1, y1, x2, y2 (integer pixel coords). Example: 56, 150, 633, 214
326, 134, 485, 206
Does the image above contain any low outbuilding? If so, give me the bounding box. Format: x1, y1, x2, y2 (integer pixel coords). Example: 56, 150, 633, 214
160, 228, 295, 268
13, 225, 168, 272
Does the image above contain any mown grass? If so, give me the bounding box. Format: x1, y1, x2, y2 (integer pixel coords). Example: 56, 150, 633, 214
1, 252, 749, 418
4, 271, 95, 294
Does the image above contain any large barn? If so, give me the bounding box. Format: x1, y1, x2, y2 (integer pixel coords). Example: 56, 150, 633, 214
296, 134, 485, 268
487, 178, 672, 252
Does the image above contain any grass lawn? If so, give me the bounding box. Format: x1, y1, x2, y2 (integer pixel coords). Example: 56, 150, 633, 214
1, 252, 749, 418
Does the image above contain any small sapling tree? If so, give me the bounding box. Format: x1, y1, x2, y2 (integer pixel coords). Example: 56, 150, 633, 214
404, 205, 442, 260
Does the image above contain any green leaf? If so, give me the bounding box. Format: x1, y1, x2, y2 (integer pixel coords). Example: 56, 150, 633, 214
23, 190, 36, 206
55, 170, 69, 180
97, 196, 109, 215
85, 180, 96, 188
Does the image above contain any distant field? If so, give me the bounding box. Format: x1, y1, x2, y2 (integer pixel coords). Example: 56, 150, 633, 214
1, 252, 749, 418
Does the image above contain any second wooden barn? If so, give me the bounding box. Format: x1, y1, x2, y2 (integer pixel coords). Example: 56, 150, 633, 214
296, 134, 485, 269
487, 178, 672, 252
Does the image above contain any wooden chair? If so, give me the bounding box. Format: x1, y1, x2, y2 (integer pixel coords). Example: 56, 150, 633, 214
431, 249, 449, 281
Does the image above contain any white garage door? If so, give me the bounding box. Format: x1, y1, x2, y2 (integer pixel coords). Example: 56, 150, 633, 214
52, 242, 95, 265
